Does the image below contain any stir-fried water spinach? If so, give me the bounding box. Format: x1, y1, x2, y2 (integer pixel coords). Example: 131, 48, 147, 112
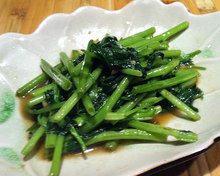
17, 21, 205, 176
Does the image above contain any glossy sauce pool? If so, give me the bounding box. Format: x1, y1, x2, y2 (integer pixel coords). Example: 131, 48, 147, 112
150, 110, 176, 125
19, 95, 36, 125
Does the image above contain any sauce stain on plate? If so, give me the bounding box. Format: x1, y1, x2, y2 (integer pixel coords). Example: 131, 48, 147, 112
150, 111, 175, 126
18, 95, 35, 125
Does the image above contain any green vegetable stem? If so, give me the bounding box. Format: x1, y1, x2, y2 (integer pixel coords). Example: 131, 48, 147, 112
18, 21, 204, 176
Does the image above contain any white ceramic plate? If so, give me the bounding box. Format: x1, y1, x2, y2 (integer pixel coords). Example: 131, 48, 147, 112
0, 0, 220, 175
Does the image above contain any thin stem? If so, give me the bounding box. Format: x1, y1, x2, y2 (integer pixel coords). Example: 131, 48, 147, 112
69, 126, 87, 152
49, 135, 64, 176
105, 112, 126, 120
71, 50, 81, 60
145, 59, 180, 79
73, 55, 97, 116
125, 103, 149, 116
41, 59, 72, 91
73, 77, 96, 116
78, 40, 94, 94
128, 121, 197, 142
180, 77, 197, 89
30, 83, 55, 97
86, 129, 167, 146
17, 60, 83, 96
45, 134, 58, 149
160, 50, 181, 58
138, 41, 169, 51
60, 52, 75, 78
50, 67, 102, 122
81, 93, 96, 116
73, 61, 83, 77
188, 65, 206, 70
131, 21, 189, 49
79, 76, 132, 134
179, 50, 201, 62
28, 94, 45, 107
118, 27, 156, 46
16, 64, 62, 96
121, 69, 143, 77
139, 48, 154, 56
138, 96, 164, 106
21, 126, 46, 155
111, 93, 147, 125
27, 102, 65, 114
118, 36, 144, 46
159, 89, 201, 120
127, 106, 159, 121
132, 59, 180, 84
132, 69, 198, 93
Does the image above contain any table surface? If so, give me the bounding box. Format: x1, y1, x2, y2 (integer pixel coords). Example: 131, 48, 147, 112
0, 0, 220, 176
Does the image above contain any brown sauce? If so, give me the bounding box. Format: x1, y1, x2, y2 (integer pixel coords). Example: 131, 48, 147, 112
64, 144, 112, 160
19, 94, 176, 161
150, 109, 177, 126
36, 143, 115, 161
18, 95, 36, 125
35, 108, 175, 161
18, 94, 115, 161
18, 82, 46, 125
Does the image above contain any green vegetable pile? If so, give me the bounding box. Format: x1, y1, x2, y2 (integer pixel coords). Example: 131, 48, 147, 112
17, 21, 205, 176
